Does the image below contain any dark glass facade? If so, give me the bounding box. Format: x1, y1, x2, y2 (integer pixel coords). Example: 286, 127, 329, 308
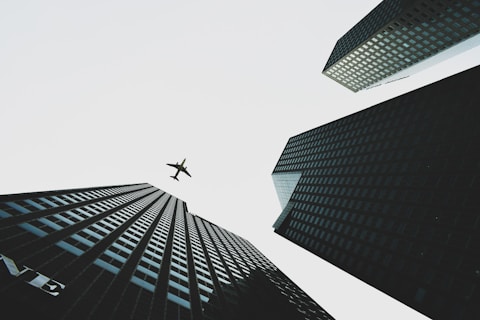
323, 0, 480, 92
273, 65, 480, 319
0, 183, 333, 320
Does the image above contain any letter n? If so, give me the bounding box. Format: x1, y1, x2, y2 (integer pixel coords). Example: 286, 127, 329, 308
0, 254, 33, 277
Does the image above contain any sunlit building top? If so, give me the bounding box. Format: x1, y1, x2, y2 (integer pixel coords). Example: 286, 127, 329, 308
323, 0, 480, 92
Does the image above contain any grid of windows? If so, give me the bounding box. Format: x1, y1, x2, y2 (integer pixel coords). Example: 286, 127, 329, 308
130, 194, 171, 292
186, 213, 214, 305
167, 203, 191, 310
0, 183, 333, 320
273, 65, 480, 319
95, 190, 165, 276
323, 0, 480, 91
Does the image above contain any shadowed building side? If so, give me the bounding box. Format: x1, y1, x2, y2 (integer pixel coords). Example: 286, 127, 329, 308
273, 65, 480, 319
0, 183, 333, 320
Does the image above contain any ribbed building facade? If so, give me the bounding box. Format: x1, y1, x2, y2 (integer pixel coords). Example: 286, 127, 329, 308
273, 65, 480, 319
323, 0, 480, 92
0, 183, 333, 320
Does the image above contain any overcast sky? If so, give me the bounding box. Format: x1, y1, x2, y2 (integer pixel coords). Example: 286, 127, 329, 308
1, 1, 479, 319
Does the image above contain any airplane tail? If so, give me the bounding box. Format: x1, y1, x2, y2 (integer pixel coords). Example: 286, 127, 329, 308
170, 176, 179, 181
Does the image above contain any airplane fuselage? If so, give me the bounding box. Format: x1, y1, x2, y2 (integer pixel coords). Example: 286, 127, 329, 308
167, 158, 191, 181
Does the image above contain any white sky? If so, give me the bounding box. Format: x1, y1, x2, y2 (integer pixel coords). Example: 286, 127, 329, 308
1, 1, 479, 319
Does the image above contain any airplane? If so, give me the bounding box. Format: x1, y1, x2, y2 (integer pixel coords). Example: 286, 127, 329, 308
167, 158, 191, 181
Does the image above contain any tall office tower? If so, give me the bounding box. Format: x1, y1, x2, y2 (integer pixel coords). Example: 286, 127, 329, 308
0, 183, 333, 320
322, 0, 480, 92
272, 65, 480, 320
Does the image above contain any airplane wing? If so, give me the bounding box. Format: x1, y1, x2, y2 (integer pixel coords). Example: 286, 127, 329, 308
182, 168, 192, 177
167, 163, 180, 169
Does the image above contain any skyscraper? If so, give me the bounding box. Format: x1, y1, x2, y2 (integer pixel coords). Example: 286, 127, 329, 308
0, 183, 333, 320
323, 0, 480, 92
272, 65, 480, 319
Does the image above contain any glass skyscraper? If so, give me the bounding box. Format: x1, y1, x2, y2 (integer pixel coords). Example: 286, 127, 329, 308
323, 0, 480, 92
272, 65, 480, 319
0, 183, 333, 320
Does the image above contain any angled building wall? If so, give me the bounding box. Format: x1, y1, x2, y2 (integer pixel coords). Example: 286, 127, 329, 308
273, 65, 480, 319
